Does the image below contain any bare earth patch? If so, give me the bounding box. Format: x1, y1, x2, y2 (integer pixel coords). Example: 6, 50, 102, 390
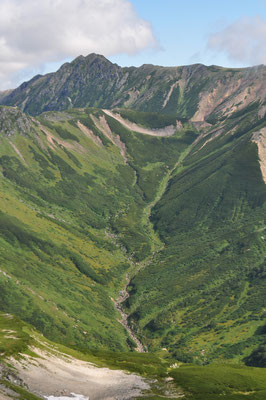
162, 82, 179, 109
8, 141, 27, 165
91, 115, 127, 163
103, 110, 176, 137
77, 121, 103, 147
9, 347, 150, 400
35, 121, 85, 154
252, 127, 266, 183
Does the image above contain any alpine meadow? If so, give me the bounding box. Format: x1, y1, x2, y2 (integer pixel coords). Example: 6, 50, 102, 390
0, 53, 265, 399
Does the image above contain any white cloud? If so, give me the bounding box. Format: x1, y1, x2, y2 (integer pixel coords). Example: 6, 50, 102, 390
0, 0, 156, 89
207, 16, 266, 66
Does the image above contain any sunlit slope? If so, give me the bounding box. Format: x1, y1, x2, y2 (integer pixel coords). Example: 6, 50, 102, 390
0, 102, 265, 364
125, 106, 266, 363
1, 312, 266, 400
2, 54, 265, 125
0, 106, 195, 351
0, 107, 133, 351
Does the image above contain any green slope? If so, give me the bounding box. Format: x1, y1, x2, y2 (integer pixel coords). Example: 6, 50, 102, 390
0, 101, 265, 397
0, 105, 196, 353
0, 101, 265, 365
1, 312, 266, 400
124, 107, 266, 363
0, 51, 265, 400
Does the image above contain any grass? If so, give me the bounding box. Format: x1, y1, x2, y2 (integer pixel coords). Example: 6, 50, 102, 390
0, 105, 265, 389
1, 312, 266, 400
0, 313, 33, 359
0, 107, 198, 353
114, 109, 179, 129
125, 109, 266, 363
170, 364, 266, 399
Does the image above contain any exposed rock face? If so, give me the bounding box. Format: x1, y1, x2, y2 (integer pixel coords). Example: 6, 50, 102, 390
1, 54, 265, 123
0, 361, 27, 399
0, 106, 33, 136
253, 127, 266, 183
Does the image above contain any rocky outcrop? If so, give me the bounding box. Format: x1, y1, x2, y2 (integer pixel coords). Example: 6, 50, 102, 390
0, 106, 33, 136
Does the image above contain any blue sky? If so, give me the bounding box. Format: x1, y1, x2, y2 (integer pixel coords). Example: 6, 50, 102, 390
0, 0, 265, 89
110, 0, 266, 68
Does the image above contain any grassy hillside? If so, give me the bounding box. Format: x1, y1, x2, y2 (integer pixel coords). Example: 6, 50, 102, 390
1, 312, 266, 400
0, 104, 265, 363
125, 108, 266, 364
0, 103, 265, 397
0, 106, 196, 353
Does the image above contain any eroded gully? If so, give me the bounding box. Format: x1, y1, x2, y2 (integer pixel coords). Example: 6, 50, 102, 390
114, 274, 146, 352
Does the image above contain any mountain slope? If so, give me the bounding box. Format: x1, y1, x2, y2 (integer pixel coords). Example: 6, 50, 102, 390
0, 54, 265, 368
0, 102, 265, 365
1, 54, 265, 124
125, 105, 266, 363
0, 105, 197, 354
3, 312, 266, 400
0, 90, 12, 102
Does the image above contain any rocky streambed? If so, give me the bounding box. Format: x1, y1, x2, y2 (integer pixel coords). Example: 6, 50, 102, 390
114, 274, 146, 353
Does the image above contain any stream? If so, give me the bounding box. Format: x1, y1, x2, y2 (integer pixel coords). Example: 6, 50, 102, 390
114, 274, 146, 353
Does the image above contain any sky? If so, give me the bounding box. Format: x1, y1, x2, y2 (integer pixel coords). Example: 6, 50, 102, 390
0, 0, 265, 89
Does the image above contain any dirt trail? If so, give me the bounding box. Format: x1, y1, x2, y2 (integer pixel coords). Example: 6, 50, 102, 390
103, 109, 176, 137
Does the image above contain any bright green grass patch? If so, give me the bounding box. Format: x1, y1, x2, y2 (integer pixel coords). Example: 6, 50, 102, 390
170, 364, 266, 400
0, 313, 33, 359
113, 109, 179, 129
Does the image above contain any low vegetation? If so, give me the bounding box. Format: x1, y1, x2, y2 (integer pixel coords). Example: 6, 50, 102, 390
0, 102, 265, 398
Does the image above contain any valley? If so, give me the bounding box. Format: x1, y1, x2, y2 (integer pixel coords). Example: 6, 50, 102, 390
0, 54, 265, 399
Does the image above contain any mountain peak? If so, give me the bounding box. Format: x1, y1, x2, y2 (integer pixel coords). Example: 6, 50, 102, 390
72, 53, 112, 65
58, 53, 115, 73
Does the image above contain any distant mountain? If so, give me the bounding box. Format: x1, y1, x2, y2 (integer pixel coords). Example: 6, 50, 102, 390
1, 53, 265, 123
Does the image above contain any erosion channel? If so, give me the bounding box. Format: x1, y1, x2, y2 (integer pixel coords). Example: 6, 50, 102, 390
114, 274, 146, 353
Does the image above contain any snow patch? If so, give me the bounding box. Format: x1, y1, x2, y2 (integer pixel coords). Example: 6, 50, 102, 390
45, 394, 88, 400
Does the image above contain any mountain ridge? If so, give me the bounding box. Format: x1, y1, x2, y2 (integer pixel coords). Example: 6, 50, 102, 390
1, 54, 265, 124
